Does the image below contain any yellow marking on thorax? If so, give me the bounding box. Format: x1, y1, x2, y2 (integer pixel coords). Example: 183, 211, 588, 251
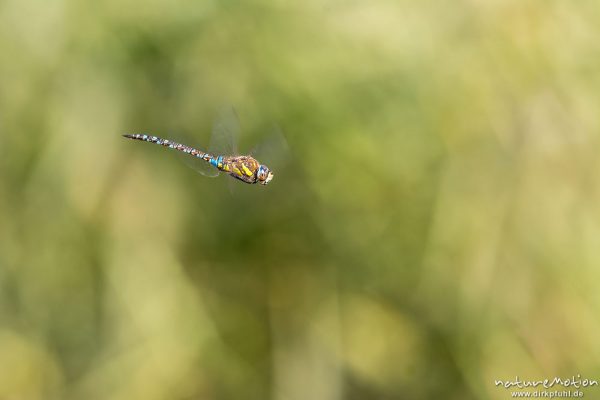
223, 165, 230, 172
232, 167, 242, 176
241, 165, 253, 176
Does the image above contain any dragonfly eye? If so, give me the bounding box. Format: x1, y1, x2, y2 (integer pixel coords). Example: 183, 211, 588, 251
257, 165, 273, 185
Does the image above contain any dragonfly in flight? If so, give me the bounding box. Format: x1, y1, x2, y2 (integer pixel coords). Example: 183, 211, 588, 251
123, 108, 277, 185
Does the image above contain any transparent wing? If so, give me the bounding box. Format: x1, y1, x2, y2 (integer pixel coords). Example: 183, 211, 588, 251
175, 106, 240, 178
250, 124, 290, 172
171, 133, 220, 178
209, 106, 240, 156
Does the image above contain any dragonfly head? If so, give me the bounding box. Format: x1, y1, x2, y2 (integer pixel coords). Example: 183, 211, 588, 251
257, 164, 274, 185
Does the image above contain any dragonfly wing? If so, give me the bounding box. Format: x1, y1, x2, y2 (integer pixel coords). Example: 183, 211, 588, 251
250, 124, 290, 172
180, 153, 220, 177
169, 133, 219, 177
175, 106, 240, 178
209, 106, 240, 156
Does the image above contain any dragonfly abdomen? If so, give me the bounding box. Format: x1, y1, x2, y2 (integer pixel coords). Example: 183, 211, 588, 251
123, 134, 216, 163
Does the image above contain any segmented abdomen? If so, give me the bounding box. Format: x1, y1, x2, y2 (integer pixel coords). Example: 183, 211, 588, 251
123, 134, 214, 163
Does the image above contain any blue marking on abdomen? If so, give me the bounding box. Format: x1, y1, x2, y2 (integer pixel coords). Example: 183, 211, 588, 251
210, 156, 219, 168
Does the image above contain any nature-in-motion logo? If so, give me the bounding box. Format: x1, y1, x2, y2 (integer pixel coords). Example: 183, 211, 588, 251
494, 375, 598, 398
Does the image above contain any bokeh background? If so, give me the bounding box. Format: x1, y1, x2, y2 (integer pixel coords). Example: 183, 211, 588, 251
1, 1, 600, 399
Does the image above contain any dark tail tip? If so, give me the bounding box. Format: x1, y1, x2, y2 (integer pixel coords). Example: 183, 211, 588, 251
123, 134, 134, 139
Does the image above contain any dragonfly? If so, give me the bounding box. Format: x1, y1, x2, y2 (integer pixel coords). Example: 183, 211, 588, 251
123, 108, 275, 185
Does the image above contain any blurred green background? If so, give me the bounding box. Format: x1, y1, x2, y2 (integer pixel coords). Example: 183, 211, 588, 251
1, 0, 600, 399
